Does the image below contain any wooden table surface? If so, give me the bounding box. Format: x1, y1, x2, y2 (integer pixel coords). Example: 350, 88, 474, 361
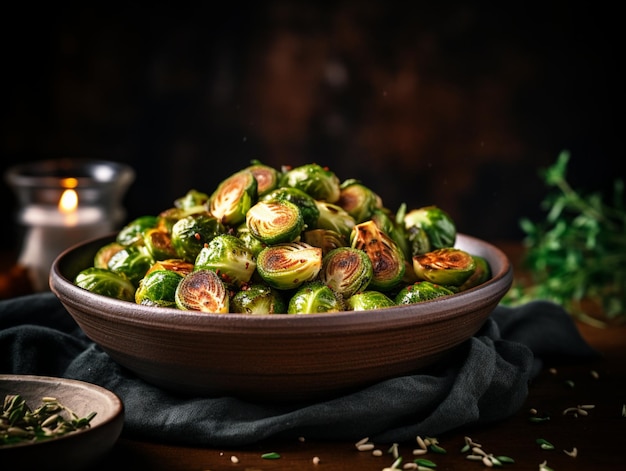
2, 244, 624, 470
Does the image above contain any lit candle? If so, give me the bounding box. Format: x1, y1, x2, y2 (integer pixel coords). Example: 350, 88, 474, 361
6, 159, 135, 292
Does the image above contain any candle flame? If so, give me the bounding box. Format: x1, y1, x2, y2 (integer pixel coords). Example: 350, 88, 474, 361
58, 189, 79, 213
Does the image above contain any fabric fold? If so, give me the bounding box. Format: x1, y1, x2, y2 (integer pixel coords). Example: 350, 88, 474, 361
0, 292, 598, 446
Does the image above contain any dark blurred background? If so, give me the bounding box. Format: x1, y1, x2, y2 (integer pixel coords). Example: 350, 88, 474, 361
1, 1, 622, 253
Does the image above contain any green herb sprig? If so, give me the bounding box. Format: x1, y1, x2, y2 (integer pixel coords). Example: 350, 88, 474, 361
503, 150, 625, 325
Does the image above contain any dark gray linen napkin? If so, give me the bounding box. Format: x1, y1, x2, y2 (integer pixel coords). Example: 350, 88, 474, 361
0, 292, 598, 447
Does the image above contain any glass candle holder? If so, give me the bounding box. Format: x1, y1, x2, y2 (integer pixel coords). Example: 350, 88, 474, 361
5, 158, 135, 292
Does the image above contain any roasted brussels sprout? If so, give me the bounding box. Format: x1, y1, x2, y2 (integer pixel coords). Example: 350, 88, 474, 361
175, 269, 229, 313
301, 229, 348, 256
135, 269, 184, 307
412, 247, 476, 287
235, 223, 267, 257
350, 220, 406, 292
346, 290, 396, 311
94, 242, 125, 269
394, 281, 455, 304
287, 281, 342, 314
116, 215, 158, 246
74, 267, 135, 302
107, 246, 153, 287
319, 247, 373, 299
458, 255, 491, 291
174, 189, 210, 211
209, 169, 258, 226
146, 258, 194, 277
194, 234, 257, 287
245, 199, 304, 245
280, 163, 341, 203
230, 283, 286, 314
256, 242, 322, 290
261, 186, 320, 227
314, 201, 356, 238
245, 160, 281, 196
403, 205, 456, 250
337, 179, 382, 223
370, 208, 411, 261
170, 212, 224, 262
142, 227, 178, 261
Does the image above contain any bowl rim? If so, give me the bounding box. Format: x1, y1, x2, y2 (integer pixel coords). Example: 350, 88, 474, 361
50, 232, 513, 333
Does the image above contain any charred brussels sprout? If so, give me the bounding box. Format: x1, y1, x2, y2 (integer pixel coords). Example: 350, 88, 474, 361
194, 234, 257, 287
403, 205, 456, 250
319, 247, 373, 299
116, 215, 158, 246
142, 227, 178, 261
107, 246, 153, 287
256, 242, 322, 290
280, 163, 341, 202
246, 199, 304, 245
245, 160, 281, 196
394, 281, 455, 304
314, 201, 356, 238
261, 186, 320, 227
94, 242, 125, 269
175, 269, 229, 313
146, 259, 194, 277
458, 255, 491, 291
301, 229, 347, 256
346, 291, 395, 311
74, 267, 135, 302
287, 281, 342, 314
350, 220, 406, 292
135, 269, 184, 307
412, 247, 476, 287
170, 212, 224, 262
337, 179, 382, 223
209, 169, 258, 226
230, 283, 286, 314
370, 208, 411, 261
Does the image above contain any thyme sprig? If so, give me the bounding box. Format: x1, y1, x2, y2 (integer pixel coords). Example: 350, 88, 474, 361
503, 150, 625, 325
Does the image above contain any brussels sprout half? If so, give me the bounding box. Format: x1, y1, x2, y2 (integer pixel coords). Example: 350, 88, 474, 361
313, 201, 355, 238
394, 281, 455, 304
175, 269, 230, 313
246, 199, 304, 245
403, 205, 456, 249
244, 161, 281, 196
142, 227, 178, 261
74, 267, 135, 302
458, 255, 492, 291
94, 242, 125, 269
346, 290, 396, 311
170, 212, 224, 262
280, 163, 341, 202
256, 242, 322, 290
350, 220, 406, 292
319, 247, 373, 299
230, 283, 286, 314
107, 246, 154, 287
116, 215, 159, 246
209, 169, 258, 226
287, 281, 342, 314
412, 247, 476, 287
194, 234, 257, 287
135, 269, 184, 307
337, 179, 382, 223
301, 229, 348, 256
261, 186, 320, 227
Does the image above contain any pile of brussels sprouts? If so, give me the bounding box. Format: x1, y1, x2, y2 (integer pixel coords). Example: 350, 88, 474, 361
73, 161, 491, 314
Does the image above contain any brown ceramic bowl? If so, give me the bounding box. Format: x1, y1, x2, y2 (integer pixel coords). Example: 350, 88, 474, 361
50, 233, 512, 403
0, 374, 124, 470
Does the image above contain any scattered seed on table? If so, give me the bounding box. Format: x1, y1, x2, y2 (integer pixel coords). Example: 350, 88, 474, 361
230, 455, 239, 464
414, 458, 437, 468
357, 443, 375, 452
412, 448, 427, 456
563, 447, 578, 458
482, 455, 493, 467
261, 452, 281, 459
312, 456, 321, 465
536, 438, 555, 450
590, 369, 599, 379
372, 449, 383, 457
416, 435, 427, 450
548, 368, 557, 374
